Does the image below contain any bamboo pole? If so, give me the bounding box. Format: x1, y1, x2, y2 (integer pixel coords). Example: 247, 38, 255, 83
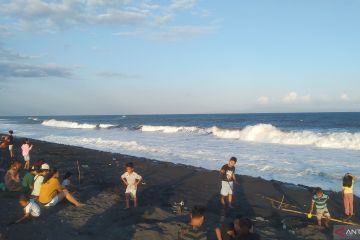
77, 160, 81, 185
280, 207, 359, 226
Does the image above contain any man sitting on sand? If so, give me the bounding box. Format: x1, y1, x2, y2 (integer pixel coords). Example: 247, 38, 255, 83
178, 206, 207, 240
121, 162, 142, 209
220, 157, 237, 208
4, 161, 22, 192
309, 188, 331, 227
16, 195, 41, 224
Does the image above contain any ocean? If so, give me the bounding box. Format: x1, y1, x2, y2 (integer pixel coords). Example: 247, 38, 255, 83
1, 113, 360, 194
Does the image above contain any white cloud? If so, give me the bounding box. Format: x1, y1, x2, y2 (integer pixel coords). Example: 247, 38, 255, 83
257, 96, 269, 105
340, 93, 350, 101
98, 71, 140, 80
115, 25, 216, 41
282, 91, 311, 104
0, 62, 72, 79
0, 0, 215, 38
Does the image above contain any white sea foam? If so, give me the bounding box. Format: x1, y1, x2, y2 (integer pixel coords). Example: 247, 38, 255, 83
211, 124, 360, 150
139, 124, 360, 151
140, 125, 210, 134
28, 117, 39, 121
41, 119, 115, 129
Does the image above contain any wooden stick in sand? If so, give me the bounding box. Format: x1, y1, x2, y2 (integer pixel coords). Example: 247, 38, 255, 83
77, 160, 81, 185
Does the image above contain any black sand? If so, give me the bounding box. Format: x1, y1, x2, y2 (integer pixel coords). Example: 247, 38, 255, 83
1, 137, 359, 240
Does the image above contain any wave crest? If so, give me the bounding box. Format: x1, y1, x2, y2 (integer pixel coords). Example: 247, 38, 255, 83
139, 124, 360, 150
41, 119, 115, 129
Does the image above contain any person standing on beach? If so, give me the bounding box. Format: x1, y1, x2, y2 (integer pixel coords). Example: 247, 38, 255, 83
220, 157, 237, 208
8, 130, 14, 159
121, 162, 142, 209
178, 206, 207, 240
343, 173, 355, 219
308, 188, 331, 227
21, 139, 33, 170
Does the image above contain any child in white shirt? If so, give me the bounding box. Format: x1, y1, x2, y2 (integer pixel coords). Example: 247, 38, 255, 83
121, 162, 142, 209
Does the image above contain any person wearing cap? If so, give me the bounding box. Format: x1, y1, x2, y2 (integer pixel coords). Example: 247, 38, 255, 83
22, 165, 38, 194
31, 163, 50, 199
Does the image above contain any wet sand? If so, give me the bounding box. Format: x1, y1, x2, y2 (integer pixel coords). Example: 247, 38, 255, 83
0, 137, 359, 240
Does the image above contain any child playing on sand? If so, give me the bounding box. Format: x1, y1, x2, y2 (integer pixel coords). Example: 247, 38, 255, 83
31, 163, 50, 199
343, 173, 355, 219
178, 206, 207, 240
62, 171, 73, 188
220, 157, 237, 208
309, 188, 331, 227
21, 139, 33, 170
16, 195, 40, 223
121, 162, 142, 209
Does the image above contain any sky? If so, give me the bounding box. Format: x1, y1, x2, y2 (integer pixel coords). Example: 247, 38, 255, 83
0, 0, 359, 115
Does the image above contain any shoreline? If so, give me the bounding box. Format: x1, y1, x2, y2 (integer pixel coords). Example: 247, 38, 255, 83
0, 137, 359, 239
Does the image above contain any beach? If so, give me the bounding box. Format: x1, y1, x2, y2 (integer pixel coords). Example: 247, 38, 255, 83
1, 137, 358, 240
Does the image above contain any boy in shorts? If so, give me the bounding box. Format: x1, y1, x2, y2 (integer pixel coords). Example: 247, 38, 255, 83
309, 188, 331, 227
121, 162, 142, 209
220, 157, 237, 208
16, 195, 41, 223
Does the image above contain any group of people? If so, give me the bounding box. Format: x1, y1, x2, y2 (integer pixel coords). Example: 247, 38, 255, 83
218, 157, 356, 228
0, 130, 357, 239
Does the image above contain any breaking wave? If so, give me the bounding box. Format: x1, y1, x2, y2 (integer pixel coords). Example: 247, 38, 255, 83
41, 119, 116, 129
139, 124, 360, 151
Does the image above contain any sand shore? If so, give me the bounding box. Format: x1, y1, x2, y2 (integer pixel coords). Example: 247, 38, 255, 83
0, 137, 358, 240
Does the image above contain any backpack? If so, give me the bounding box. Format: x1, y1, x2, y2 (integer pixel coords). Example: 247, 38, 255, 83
343, 175, 353, 188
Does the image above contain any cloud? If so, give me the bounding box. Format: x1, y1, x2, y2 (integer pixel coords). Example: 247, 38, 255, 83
257, 96, 269, 105
169, 0, 198, 11
115, 25, 216, 41
0, 46, 29, 61
340, 93, 350, 101
282, 91, 311, 104
0, 62, 72, 79
97, 71, 140, 80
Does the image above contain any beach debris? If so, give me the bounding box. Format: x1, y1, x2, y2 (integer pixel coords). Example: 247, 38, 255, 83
172, 201, 189, 215
254, 216, 268, 222
81, 164, 89, 168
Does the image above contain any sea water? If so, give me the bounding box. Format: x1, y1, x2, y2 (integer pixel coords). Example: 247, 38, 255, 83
1, 113, 360, 194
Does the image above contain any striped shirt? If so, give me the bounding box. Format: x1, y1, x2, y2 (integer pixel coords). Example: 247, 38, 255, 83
312, 194, 329, 210
178, 225, 207, 240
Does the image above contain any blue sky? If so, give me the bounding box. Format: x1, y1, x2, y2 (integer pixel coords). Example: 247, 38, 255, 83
0, 0, 359, 115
